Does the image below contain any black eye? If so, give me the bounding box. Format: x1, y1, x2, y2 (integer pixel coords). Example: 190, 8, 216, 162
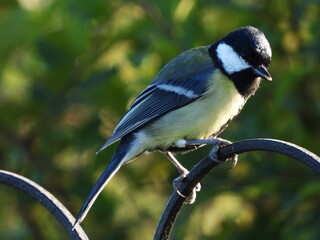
263, 59, 271, 68
241, 53, 249, 61
241, 52, 256, 66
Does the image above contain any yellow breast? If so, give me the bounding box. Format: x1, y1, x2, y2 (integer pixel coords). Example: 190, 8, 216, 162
144, 70, 245, 148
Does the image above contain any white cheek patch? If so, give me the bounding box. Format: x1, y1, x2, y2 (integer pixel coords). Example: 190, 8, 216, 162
216, 43, 250, 75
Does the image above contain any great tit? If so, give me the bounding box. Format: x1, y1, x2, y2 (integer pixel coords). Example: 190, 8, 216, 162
73, 26, 272, 227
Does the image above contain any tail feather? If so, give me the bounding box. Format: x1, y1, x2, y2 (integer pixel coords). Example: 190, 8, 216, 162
73, 157, 123, 228
73, 137, 133, 229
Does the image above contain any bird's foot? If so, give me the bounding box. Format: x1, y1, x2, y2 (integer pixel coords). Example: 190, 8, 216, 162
173, 170, 201, 204
175, 137, 239, 167
213, 138, 238, 168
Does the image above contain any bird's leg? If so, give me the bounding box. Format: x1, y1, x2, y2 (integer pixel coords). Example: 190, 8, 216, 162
166, 152, 201, 204
166, 151, 188, 175
174, 138, 238, 167
166, 137, 237, 204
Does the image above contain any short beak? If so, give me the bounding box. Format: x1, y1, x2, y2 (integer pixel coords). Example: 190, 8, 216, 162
254, 65, 272, 81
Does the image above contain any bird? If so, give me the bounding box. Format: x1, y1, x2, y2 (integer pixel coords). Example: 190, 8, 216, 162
73, 26, 272, 227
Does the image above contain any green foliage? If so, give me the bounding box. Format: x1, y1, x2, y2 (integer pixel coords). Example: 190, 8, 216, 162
0, 0, 319, 239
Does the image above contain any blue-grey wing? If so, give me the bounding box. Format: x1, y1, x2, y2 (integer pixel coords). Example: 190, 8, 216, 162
97, 47, 215, 152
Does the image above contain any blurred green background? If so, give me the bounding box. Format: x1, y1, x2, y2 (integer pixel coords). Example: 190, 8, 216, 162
0, 0, 319, 239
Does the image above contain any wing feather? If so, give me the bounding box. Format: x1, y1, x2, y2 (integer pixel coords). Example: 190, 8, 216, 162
97, 46, 216, 153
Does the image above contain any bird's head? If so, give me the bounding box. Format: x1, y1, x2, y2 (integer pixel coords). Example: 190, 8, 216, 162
209, 26, 272, 97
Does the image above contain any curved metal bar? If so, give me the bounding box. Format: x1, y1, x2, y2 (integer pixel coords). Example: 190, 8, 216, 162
218, 138, 320, 172
154, 138, 320, 240
0, 170, 88, 240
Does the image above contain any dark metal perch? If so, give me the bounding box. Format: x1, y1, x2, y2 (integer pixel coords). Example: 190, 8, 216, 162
0, 138, 319, 239
154, 138, 320, 240
0, 170, 88, 240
